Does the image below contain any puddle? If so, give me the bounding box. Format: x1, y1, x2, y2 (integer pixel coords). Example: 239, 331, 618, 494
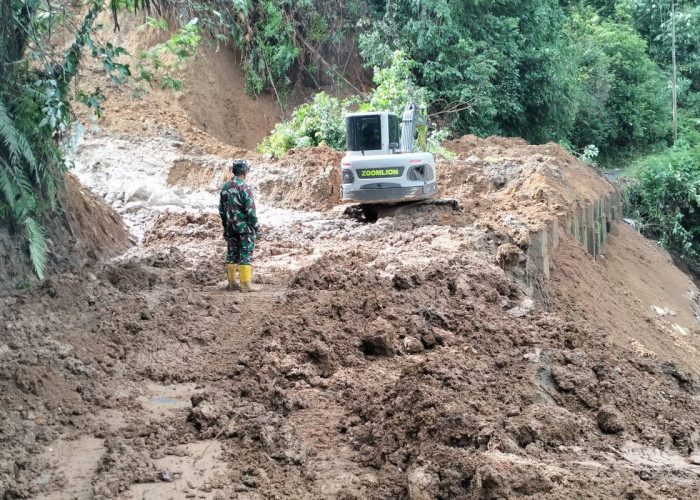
139, 382, 198, 418
618, 441, 700, 471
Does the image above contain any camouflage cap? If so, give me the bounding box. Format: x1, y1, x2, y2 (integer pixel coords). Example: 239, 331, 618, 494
232, 159, 249, 174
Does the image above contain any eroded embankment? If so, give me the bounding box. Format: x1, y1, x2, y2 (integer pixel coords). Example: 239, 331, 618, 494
0, 173, 132, 287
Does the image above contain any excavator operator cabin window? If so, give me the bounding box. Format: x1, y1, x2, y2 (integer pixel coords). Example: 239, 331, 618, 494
388, 114, 399, 146
347, 115, 382, 151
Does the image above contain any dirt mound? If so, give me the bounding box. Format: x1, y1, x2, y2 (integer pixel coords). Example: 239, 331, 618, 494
239, 246, 700, 498
4, 186, 700, 498
438, 135, 615, 231
6, 11, 700, 499
0, 173, 132, 287
254, 145, 343, 211
444, 134, 531, 155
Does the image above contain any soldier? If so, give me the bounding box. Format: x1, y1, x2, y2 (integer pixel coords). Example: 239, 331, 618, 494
219, 159, 262, 292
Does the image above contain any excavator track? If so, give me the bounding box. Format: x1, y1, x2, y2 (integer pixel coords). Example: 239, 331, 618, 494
343, 198, 461, 222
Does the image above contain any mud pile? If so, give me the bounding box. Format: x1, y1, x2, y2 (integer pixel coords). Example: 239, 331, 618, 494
0, 173, 132, 287
438, 135, 615, 229
254, 146, 343, 211
5, 115, 700, 498
5, 117, 700, 499
249, 249, 700, 498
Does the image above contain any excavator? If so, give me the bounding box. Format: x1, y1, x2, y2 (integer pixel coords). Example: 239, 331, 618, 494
340, 102, 438, 205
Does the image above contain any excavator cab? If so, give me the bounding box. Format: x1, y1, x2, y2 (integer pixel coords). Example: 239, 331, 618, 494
346, 114, 395, 153
340, 104, 437, 204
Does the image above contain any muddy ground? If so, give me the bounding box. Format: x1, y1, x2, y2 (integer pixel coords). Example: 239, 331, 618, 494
3, 125, 700, 499
3, 15, 700, 499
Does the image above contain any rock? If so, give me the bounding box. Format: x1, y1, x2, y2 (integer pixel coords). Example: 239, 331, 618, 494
689, 454, 700, 465
508, 298, 534, 318
403, 336, 424, 354
652, 305, 668, 316
361, 318, 397, 356
597, 406, 625, 434
637, 469, 652, 481
672, 324, 689, 336
420, 330, 438, 348
496, 243, 523, 269
407, 466, 438, 500
551, 365, 576, 391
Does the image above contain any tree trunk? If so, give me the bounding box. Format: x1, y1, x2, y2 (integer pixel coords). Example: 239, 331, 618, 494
671, 0, 678, 144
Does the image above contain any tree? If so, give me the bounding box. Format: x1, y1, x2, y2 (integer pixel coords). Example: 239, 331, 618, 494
357, 0, 668, 153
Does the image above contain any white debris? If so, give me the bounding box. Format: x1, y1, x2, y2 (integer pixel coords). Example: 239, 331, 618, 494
672, 324, 689, 337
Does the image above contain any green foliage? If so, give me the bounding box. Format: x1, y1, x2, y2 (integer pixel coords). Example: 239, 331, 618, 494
356, 1, 673, 158
577, 144, 601, 167
0, 86, 65, 280
359, 0, 581, 140
257, 92, 354, 158
629, 0, 700, 92
183, 0, 365, 100
257, 52, 452, 159
627, 141, 700, 262
427, 128, 456, 162
567, 8, 671, 155
1, 0, 177, 280
136, 18, 201, 91
361, 51, 426, 116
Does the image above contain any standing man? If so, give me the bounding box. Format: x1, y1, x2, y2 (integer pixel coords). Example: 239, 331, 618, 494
219, 159, 262, 292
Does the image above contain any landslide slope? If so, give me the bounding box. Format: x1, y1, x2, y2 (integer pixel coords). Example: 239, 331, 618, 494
2, 14, 700, 500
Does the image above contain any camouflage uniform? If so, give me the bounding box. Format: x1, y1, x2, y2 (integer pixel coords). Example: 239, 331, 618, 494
219, 177, 260, 265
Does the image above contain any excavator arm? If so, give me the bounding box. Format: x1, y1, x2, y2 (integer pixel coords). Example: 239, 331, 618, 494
401, 102, 428, 153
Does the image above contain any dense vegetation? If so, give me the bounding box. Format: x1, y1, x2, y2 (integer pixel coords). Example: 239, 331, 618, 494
2, 0, 700, 275
0, 0, 194, 278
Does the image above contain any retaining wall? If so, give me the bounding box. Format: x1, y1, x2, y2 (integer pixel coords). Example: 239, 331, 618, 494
527, 190, 624, 279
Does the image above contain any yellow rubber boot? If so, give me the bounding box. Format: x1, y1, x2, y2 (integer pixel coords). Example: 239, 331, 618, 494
226, 263, 239, 291
239, 264, 255, 292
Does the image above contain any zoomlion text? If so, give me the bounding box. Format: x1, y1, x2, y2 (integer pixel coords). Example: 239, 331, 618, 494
359, 169, 400, 177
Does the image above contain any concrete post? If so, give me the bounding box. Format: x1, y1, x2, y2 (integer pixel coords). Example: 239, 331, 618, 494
547, 218, 559, 250
529, 228, 550, 278
579, 206, 587, 247
585, 203, 595, 255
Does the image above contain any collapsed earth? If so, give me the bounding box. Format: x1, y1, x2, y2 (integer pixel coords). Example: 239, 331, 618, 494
3, 9, 700, 500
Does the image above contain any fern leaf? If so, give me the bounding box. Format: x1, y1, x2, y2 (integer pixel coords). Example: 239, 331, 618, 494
24, 217, 46, 280
0, 100, 37, 168
13, 193, 34, 220
0, 161, 19, 209
15, 168, 34, 195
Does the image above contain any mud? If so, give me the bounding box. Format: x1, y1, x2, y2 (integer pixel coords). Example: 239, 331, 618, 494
0, 172, 132, 287
4, 187, 700, 498
3, 16, 700, 500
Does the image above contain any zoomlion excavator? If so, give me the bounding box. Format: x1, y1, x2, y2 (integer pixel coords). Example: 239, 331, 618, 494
340, 102, 438, 204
